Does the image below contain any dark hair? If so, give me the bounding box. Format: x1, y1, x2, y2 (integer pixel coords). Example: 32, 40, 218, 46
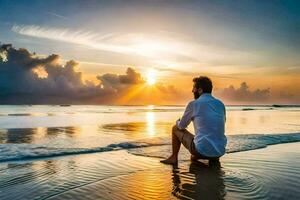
193, 76, 213, 93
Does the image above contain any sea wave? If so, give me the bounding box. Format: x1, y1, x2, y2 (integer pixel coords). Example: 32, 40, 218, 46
0, 141, 168, 163
226, 133, 300, 152
0, 133, 299, 163
128, 133, 300, 158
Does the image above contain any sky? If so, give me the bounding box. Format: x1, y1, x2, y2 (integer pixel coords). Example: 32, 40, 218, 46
0, 0, 300, 105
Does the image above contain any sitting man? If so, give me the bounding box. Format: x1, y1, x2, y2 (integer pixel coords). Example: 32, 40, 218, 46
161, 76, 227, 165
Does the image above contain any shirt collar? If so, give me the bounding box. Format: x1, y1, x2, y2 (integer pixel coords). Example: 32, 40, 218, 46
199, 93, 212, 98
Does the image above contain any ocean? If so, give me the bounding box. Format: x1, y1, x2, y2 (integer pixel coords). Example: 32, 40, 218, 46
0, 105, 299, 162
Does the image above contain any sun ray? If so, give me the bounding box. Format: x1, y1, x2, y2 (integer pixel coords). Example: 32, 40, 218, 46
117, 84, 147, 104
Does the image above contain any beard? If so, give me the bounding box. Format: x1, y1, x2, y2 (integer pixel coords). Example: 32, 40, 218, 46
193, 92, 200, 99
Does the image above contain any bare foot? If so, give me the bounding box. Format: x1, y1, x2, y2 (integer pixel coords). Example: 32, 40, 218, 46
160, 156, 178, 165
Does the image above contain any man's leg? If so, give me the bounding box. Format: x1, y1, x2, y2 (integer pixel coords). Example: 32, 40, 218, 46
160, 125, 183, 165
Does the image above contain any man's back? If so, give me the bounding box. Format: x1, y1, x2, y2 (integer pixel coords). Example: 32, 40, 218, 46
192, 94, 226, 157
161, 76, 226, 165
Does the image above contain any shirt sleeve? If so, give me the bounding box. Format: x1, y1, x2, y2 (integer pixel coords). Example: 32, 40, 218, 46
224, 105, 226, 122
176, 101, 194, 130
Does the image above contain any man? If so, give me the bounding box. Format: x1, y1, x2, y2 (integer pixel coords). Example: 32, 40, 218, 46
160, 76, 227, 165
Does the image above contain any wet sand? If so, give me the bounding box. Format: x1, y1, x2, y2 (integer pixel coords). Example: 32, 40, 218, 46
0, 142, 299, 200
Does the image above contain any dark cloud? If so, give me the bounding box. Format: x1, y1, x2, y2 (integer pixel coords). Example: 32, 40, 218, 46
1, 44, 298, 105
215, 82, 270, 103
97, 67, 144, 90
277, 92, 300, 104
0, 44, 145, 104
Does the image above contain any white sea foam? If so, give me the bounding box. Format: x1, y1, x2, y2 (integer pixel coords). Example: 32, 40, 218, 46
0, 133, 299, 163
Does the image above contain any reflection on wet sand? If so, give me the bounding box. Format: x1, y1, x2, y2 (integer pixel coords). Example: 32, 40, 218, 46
101, 121, 173, 138
46, 127, 80, 137
146, 112, 155, 136
0, 126, 81, 144
0, 143, 299, 200
100, 111, 176, 138
172, 161, 226, 200
1, 128, 37, 143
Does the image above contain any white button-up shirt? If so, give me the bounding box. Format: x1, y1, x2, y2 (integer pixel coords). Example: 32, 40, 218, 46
176, 93, 227, 157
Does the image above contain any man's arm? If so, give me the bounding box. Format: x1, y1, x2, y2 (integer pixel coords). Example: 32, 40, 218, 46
176, 101, 194, 130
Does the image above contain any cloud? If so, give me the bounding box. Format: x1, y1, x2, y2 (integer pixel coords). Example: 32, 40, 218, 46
11, 24, 260, 74
215, 82, 270, 103
12, 25, 109, 49
11, 25, 179, 58
0, 44, 149, 104
0, 43, 184, 104
45, 11, 69, 20
1, 43, 298, 105
98, 67, 144, 87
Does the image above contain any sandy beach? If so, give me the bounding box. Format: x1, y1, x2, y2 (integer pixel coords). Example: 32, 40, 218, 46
0, 142, 299, 200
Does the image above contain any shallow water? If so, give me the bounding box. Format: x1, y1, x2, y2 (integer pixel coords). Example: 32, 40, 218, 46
0, 143, 299, 200
0, 105, 299, 162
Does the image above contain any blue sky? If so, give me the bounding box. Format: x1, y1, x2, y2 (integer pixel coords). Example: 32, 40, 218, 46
1, 0, 299, 66
0, 0, 300, 104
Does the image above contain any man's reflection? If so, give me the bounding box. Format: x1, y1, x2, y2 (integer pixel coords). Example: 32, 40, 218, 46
172, 160, 226, 200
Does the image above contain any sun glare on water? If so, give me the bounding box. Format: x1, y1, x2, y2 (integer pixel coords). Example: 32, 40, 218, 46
146, 68, 157, 86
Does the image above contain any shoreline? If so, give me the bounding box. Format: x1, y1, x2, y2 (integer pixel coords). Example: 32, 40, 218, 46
0, 142, 299, 199
1, 134, 300, 164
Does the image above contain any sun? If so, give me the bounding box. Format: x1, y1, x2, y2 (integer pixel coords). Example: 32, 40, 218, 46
146, 68, 157, 85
